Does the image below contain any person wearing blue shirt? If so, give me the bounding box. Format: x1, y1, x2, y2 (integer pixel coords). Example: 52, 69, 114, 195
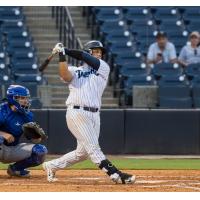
0, 85, 47, 177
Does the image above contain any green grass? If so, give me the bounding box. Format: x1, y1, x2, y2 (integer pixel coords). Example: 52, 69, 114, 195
1, 158, 200, 170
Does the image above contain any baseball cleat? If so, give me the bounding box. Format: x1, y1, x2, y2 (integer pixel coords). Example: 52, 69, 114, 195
42, 162, 58, 182
7, 165, 30, 178
119, 172, 136, 184
110, 172, 136, 184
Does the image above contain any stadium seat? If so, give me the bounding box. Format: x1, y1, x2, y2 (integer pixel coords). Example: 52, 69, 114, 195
185, 63, 200, 80
0, 21, 26, 35
158, 85, 192, 108
10, 63, 38, 75
11, 51, 38, 65
0, 8, 24, 21
152, 63, 182, 80
192, 85, 200, 108
153, 7, 180, 21
123, 7, 150, 24
182, 8, 200, 21
119, 63, 148, 77
94, 7, 122, 24
158, 74, 187, 86
14, 74, 43, 84
190, 76, 200, 86
113, 51, 142, 67
120, 75, 154, 106
0, 74, 11, 84
109, 42, 133, 56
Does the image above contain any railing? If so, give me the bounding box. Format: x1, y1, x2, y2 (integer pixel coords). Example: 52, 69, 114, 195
51, 6, 83, 65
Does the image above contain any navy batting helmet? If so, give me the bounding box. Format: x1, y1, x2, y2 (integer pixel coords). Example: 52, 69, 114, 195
83, 40, 106, 54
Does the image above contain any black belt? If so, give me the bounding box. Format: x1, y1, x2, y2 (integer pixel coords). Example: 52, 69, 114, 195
73, 105, 98, 112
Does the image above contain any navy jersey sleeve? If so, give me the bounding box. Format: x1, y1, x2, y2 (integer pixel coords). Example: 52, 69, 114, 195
26, 111, 34, 122
0, 111, 5, 127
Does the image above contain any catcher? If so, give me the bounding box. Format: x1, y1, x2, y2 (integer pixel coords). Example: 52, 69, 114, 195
0, 84, 48, 177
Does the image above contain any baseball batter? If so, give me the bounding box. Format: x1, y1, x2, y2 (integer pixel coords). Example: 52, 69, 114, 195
43, 41, 135, 184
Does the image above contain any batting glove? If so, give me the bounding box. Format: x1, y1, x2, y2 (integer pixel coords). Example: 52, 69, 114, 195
52, 43, 64, 55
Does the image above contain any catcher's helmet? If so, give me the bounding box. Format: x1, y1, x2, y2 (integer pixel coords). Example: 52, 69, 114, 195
7, 85, 31, 114
83, 40, 106, 54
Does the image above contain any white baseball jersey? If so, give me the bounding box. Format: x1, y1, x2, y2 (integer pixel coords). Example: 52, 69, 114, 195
65, 59, 110, 109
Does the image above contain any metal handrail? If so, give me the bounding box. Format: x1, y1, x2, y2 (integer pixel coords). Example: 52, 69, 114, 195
52, 6, 82, 65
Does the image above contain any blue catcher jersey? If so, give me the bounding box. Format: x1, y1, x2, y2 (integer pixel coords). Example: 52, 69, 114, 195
0, 102, 33, 146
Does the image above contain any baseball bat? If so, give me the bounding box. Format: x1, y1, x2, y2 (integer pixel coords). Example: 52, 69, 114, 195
38, 53, 55, 72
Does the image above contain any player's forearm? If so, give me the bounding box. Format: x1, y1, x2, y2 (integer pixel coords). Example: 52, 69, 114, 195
64, 49, 100, 70
59, 62, 73, 82
58, 52, 73, 82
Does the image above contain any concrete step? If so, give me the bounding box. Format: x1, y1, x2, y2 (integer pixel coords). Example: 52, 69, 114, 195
23, 6, 51, 12
32, 35, 59, 41
29, 29, 59, 35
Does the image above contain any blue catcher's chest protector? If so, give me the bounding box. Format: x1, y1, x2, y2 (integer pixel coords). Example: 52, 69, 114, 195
0, 103, 33, 146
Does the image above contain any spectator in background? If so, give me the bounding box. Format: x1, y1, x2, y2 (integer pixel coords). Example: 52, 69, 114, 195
178, 31, 200, 67
147, 32, 177, 65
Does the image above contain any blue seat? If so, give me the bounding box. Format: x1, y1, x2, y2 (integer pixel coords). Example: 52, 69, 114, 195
185, 63, 200, 80
114, 52, 142, 66
158, 20, 181, 30
186, 22, 200, 33
190, 76, 200, 86
120, 62, 148, 77
7, 46, 35, 56
158, 85, 192, 108
123, 7, 150, 24
154, 8, 180, 20
93, 7, 119, 14
182, 8, 200, 21
10, 63, 38, 75
0, 9, 24, 21
120, 75, 154, 105
192, 85, 200, 108
14, 74, 43, 85
0, 63, 9, 75
0, 74, 11, 84
152, 63, 182, 79
11, 52, 38, 65
105, 33, 131, 45
0, 21, 26, 34
158, 74, 187, 86
99, 21, 125, 35
95, 8, 122, 23
110, 46, 133, 57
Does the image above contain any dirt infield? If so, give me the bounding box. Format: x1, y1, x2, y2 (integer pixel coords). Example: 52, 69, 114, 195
1, 169, 200, 192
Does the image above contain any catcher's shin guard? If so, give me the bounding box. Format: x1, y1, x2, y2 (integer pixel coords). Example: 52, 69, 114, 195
12, 144, 48, 171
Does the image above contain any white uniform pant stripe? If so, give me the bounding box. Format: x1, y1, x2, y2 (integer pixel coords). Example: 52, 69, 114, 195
47, 108, 105, 170
68, 109, 105, 164
46, 141, 88, 170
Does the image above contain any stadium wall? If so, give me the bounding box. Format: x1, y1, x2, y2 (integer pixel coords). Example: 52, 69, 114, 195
33, 109, 200, 155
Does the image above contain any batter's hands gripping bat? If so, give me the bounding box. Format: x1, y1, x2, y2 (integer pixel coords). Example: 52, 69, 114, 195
38, 53, 55, 72
39, 43, 65, 72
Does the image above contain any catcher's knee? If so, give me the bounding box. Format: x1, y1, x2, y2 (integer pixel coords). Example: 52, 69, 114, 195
32, 144, 48, 165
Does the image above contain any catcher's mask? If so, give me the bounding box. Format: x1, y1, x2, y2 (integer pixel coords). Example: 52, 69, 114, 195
7, 85, 31, 114
83, 40, 106, 56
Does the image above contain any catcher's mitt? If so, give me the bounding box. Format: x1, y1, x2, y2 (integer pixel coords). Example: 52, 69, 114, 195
22, 122, 48, 140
